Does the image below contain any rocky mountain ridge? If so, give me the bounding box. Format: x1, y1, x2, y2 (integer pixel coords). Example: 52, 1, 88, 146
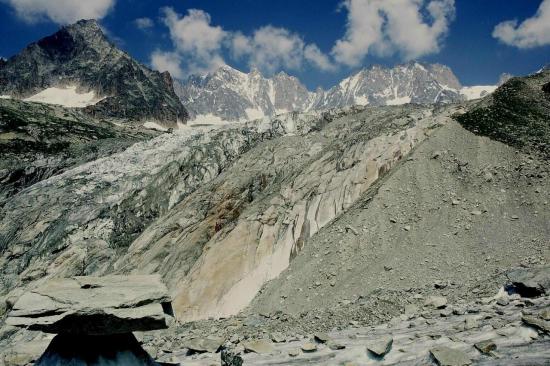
175, 62, 499, 123
0, 19, 188, 127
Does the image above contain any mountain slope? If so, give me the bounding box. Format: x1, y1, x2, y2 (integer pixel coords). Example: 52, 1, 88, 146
0, 20, 188, 127
456, 69, 550, 157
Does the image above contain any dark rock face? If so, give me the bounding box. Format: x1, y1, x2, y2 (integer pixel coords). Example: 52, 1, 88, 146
35, 333, 159, 366
455, 70, 550, 158
0, 19, 188, 126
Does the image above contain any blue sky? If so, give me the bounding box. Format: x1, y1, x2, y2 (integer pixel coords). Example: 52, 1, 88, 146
0, 0, 549, 89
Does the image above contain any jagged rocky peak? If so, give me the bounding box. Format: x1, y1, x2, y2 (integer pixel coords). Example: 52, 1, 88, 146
0, 19, 188, 127
175, 64, 314, 122
314, 61, 465, 110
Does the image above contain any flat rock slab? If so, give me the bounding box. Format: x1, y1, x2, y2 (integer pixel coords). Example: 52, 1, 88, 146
184, 337, 224, 353
7, 275, 172, 335
242, 339, 274, 354
430, 346, 472, 366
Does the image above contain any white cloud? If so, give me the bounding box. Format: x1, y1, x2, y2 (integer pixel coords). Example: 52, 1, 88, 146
332, 0, 455, 66
151, 50, 184, 79
134, 17, 153, 30
493, 0, 550, 48
161, 7, 226, 59
152, 7, 333, 78
233, 26, 333, 74
304, 44, 336, 71
2, 0, 115, 24
155, 7, 227, 76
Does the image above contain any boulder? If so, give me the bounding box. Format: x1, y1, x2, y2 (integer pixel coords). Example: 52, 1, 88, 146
184, 337, 224, 353
506, 266, 550, 298
367, 336, 393, 358
242, 339, 274, 354
430, 346, 472, 366
6, 275, 172, 335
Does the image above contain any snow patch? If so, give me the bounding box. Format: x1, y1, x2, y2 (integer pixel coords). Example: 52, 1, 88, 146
245, 108, 265, 121
0, 95, 11, 99
188, 114, 233, 126
143, 122, 169, 132
386, 96, 411, 106
24, 86, 104, 107
354, 95, 369, 106
460, 86, 497, 101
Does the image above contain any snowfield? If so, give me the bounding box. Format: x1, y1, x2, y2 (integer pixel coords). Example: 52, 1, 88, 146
24, 85, 104, 107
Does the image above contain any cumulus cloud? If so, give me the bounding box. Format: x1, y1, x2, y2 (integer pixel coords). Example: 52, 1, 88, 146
233, 26, 334, 74
151, 51, 184, 79
152, 7, 333, 78
134, 17, 153, 30
332, 0, 455, 66
2, 0, 115, 24
493, 0, 550, 48
153, 7, 227, 77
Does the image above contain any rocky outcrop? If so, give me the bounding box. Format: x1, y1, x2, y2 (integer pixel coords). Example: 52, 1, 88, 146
0, 19, 188, 126
4, 275, 171, 366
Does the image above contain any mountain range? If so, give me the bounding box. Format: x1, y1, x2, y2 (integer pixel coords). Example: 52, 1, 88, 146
175, 62, 499, 123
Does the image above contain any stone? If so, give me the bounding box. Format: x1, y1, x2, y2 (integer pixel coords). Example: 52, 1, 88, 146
301, 342, 317, 352
430, 346, 472, 366
522, 315, 550, 333
221, 347, 243, 366
425, 296, 448, 309
464, 317, 478, 330
470, 210, 482, 216
6, 275, 172, 335
313, 332, 330, 343
328, 341, 346, 350
270, 332, 286, 343
496, 298, 509, 306
34, 333, 158, 366
474, 340, 497, 354
242, 339, 274, 354
506, 266, 550, 298
184, 337, 224, 353
367, 336, 393, 358
288, 348, 301, 357
540, 308, 550, 321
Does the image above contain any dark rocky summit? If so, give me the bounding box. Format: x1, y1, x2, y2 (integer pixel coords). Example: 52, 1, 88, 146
0, 19, 188, 126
